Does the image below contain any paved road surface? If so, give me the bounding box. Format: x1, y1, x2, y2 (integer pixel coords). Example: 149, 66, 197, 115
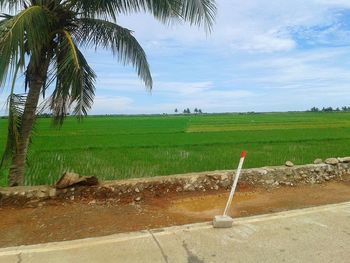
1, 201, 350, 263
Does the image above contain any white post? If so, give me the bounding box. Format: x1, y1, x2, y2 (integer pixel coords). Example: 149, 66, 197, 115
223, 151, 246, 216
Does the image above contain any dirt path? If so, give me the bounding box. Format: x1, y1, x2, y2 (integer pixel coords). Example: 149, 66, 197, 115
1, 181, 350, 248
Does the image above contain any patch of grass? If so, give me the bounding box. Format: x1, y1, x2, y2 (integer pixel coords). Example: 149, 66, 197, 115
0, 112, 350, 186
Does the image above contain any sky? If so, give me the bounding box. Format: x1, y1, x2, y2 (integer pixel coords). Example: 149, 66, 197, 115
2, 0, 350, 115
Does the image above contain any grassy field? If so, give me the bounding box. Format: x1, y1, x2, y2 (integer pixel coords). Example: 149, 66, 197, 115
0, 112, 350, 186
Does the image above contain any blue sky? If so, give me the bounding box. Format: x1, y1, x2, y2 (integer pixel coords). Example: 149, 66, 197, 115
2, 0, 350, 115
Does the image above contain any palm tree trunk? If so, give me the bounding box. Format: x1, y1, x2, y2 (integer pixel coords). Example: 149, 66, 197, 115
8, 55, 49, 186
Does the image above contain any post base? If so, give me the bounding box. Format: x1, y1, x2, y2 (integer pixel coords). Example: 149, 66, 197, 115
213, 215, 234, 228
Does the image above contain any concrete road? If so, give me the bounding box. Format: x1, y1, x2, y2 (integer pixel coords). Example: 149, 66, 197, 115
1, 201, 350, 263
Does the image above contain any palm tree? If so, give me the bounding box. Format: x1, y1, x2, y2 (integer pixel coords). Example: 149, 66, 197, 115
0, 0, 216, 186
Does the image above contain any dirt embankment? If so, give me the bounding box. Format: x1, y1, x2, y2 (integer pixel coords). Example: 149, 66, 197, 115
1, 159, 350, 207
0, 181, 350, 248
0, 159, 350, 248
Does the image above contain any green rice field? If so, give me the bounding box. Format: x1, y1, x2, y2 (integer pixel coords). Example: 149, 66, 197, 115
0, 112, 350, 186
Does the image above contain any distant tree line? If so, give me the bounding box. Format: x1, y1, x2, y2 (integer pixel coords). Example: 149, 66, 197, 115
174, 108, 203, 114
309, 106, 350, 112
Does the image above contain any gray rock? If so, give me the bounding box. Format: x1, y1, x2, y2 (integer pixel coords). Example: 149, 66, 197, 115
183, 183, 195, 191
294, 175, 302, 180
49, 188, 56, 198
36, 191, 48, 198
265, 179, 275, 185
257, 169, 268, 175
285, 161, 294, 167
338, 157, 350, 163
313, 158, 323, 164
325, 158, 339, 165
272, 181, 280, 186
134, 187, 140, 193
309, 177, 316, 184
221, 174, 229, 181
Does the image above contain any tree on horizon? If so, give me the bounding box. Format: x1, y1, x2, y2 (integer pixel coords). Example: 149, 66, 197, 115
0, 0, 217, 186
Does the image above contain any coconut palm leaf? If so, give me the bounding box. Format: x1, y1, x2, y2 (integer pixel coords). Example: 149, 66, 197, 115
0, 0, 27, 12
50, 30, 96, 124
70, 0, 216, 30
0, 5, 52, 88
74, 18, 152, 88
0, 93, 26, 168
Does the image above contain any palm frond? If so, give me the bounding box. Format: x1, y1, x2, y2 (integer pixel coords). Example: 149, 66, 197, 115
177, 0, 217, 32
74, 18, 152, 88
69, 0, 216, 31
0, 93, 26, 168
50, 30, 96, 124
0, 0, 27, 12
68, 0, 146, 21
0, 5, 52, 88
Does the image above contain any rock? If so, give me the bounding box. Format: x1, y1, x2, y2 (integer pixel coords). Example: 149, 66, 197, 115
49, 188, 56, 198
36, 191, 48, 198
257, 169, 268, 175
88, 200, 96, 205
294, 175, 302, 180
272, 181, 280, 186
183, 184, 195, 191
221, 174, 229, 181
70, 196, 75, 201
313, 158, 323, 164
134, 196, 142, 202
265, 179, 275, 185
325, 158, 339, 165
134, 187, 140, 193
309, 177, 316, 184
338, 157, 350, 163
55, 172, 98, 189
285, 161, 294, 167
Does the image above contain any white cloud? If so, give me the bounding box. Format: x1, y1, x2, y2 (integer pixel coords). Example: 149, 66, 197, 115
115, 0, 350, 53
90, 96, 134, 114
154, 81, 213, 95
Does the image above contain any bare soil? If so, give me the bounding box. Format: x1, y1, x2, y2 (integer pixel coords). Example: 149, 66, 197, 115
1, 181, 350, 248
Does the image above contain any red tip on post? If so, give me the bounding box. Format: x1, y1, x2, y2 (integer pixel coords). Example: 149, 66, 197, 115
241, 151, 246, 158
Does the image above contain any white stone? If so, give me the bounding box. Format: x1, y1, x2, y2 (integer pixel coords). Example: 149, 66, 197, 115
338, 157, 350, 163
325, 158, 339, 165
314, 159, 323, 164
49, 188, 56, 198
213, 215, 233, 228
285, 161, 294, 167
